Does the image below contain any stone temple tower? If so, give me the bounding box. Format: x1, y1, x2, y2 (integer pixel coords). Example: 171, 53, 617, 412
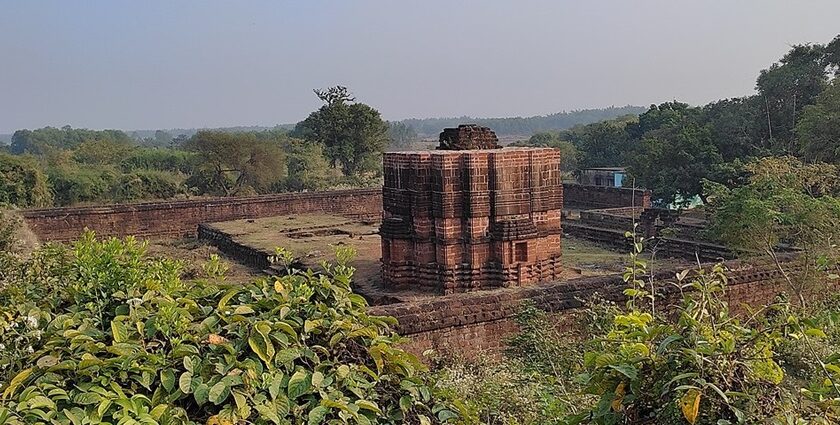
380, 124, 563, 294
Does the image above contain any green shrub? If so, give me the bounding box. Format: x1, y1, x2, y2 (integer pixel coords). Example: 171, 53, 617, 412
0, 154, 53, 208
0, 211, 20, 254
111, 170, 184, 202
121, 149, 195, 174
432, 355, 568, 425
47, 165, 118, 206
0, 234, 457, 424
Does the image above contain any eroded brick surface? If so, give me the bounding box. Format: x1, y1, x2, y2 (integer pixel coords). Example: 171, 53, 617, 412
370, 254, 829, 357
380, 147, 564, 294
21, 189, 382, 242
437, 124, 501, 150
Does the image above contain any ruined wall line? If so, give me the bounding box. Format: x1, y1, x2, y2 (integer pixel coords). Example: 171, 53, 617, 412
370, 255, 824, 356
21, 184, 642, 243
21, 189, 382, 242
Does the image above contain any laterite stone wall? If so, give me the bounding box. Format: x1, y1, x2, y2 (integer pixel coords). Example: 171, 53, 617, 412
21, 189, 382, 242
563, 184, 651, 210
370, 255, 825, 357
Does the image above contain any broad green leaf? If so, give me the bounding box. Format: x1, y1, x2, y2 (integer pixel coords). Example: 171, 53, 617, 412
178, 372, 193, 394
308, 406, 329, 425
311, 371, 324, 388
193, 383, 210, 405
355, 400, 381, 415
36, 355, 59, 368
3, 368, 32, 398
233, 305, 255, 315
26, 395, 56, 410
111, 320, 128, 343
287, 370, 310, 399
160, 369, 176, 392
608, 364, 638, 380
209, 380, 231, 405
337, 365, 350, 380
255, 402, 282, 424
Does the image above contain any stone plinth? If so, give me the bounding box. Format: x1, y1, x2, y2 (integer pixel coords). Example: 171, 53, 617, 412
380, 147, 563, 294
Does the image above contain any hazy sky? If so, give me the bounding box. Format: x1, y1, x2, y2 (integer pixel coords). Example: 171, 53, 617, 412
2, 1, 840, 133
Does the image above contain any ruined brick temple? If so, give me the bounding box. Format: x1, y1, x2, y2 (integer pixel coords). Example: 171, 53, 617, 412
380, 125, 564, 294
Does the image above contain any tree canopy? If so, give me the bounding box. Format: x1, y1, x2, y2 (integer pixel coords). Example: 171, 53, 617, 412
0, 154, 52, 208
184, 131, 286, 196
292, 87, 388, 176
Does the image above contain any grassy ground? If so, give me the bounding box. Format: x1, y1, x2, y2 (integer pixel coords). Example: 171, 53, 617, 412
207, 214, 383, 285
145, 238, 263, 283
200, 214, 693, 288
562, 235, 691, 276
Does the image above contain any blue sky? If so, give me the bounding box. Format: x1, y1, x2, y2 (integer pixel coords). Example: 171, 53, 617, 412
1, 0, 839, 132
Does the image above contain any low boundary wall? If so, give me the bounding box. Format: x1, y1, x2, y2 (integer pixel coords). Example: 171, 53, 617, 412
563, 184, 651, 210
370, 255, 815, 357
21, 189, 382, 242
197, 224, 275, 271
21, 184, 648, 243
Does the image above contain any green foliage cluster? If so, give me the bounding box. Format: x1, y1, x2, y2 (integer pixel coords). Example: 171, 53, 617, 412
292, 86, 388, 177
796, 79, 840, 163
705, 157, 840, 305
385, 123, 419, 152
437, 229, 840, 424
513, 35, 840, 207
432, 355, 569, 425
1, 86, 389, 208
0, 234, 457, 424
572, 239, 793, 424
0, 154, 52, 208
0, 211, 21, 254
10, 127, 133, 157
120, 149, 196, 175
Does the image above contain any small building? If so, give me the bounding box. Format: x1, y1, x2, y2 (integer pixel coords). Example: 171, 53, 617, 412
577, 167, 626, 187
380, 125, 564, 294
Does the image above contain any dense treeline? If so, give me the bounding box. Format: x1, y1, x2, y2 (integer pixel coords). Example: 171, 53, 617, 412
519, 35, 840, 206
399, 105, 646, 137
0, 88, 393, 207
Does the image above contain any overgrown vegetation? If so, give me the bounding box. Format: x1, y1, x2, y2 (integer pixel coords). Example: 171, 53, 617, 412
0, 87, 395, 207
0, 235, 457, 423
516, 35, 840, 207
435, 231, 840, 424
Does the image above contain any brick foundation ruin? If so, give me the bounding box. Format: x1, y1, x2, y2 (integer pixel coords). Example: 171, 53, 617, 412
380, 127, 563, 294
437, 124, 501, 150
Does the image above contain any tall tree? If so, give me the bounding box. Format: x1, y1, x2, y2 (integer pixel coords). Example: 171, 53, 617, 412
628, 118, 722, 206
292, 86, 388, 176
796, 79, 840, 163
184, 131, 285, 196
567, 119, 634, 168
756, 44, 829, 152
521, 132, 579, 173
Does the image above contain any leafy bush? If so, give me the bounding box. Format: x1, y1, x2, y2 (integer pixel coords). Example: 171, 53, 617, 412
0, 234, 456, 424
0, 211, 21, 254
111, 170, 184, 202
0, 154, 53, 208
432, 355, 568, 425
121, 149, 196, 174
47, 165, 119, 206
